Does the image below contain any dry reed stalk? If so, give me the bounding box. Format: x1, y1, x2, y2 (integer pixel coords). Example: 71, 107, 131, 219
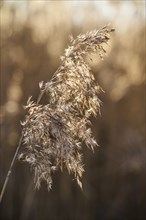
0, 25, 114, 201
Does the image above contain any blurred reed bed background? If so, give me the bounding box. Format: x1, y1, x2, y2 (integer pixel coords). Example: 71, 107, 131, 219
0, 1, 145, 220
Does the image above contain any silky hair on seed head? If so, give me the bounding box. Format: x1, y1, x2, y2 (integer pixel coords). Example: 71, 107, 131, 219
19, 25, 115, 191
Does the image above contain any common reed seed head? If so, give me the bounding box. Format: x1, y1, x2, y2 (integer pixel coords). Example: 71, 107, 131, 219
19, 25, 115, 190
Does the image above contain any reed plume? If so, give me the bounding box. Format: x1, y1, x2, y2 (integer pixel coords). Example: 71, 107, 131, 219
18, 25, 115, 190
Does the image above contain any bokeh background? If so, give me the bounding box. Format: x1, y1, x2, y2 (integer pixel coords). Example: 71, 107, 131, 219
0, 1, 145, 220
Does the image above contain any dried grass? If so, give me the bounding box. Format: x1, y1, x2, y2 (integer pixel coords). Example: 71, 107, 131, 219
18, 25, 115, 190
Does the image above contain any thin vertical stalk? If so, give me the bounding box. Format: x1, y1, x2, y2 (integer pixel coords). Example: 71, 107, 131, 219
0, 133, 24, 203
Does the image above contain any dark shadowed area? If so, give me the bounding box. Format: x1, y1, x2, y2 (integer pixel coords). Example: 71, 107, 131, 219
0, 1, 145, 220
